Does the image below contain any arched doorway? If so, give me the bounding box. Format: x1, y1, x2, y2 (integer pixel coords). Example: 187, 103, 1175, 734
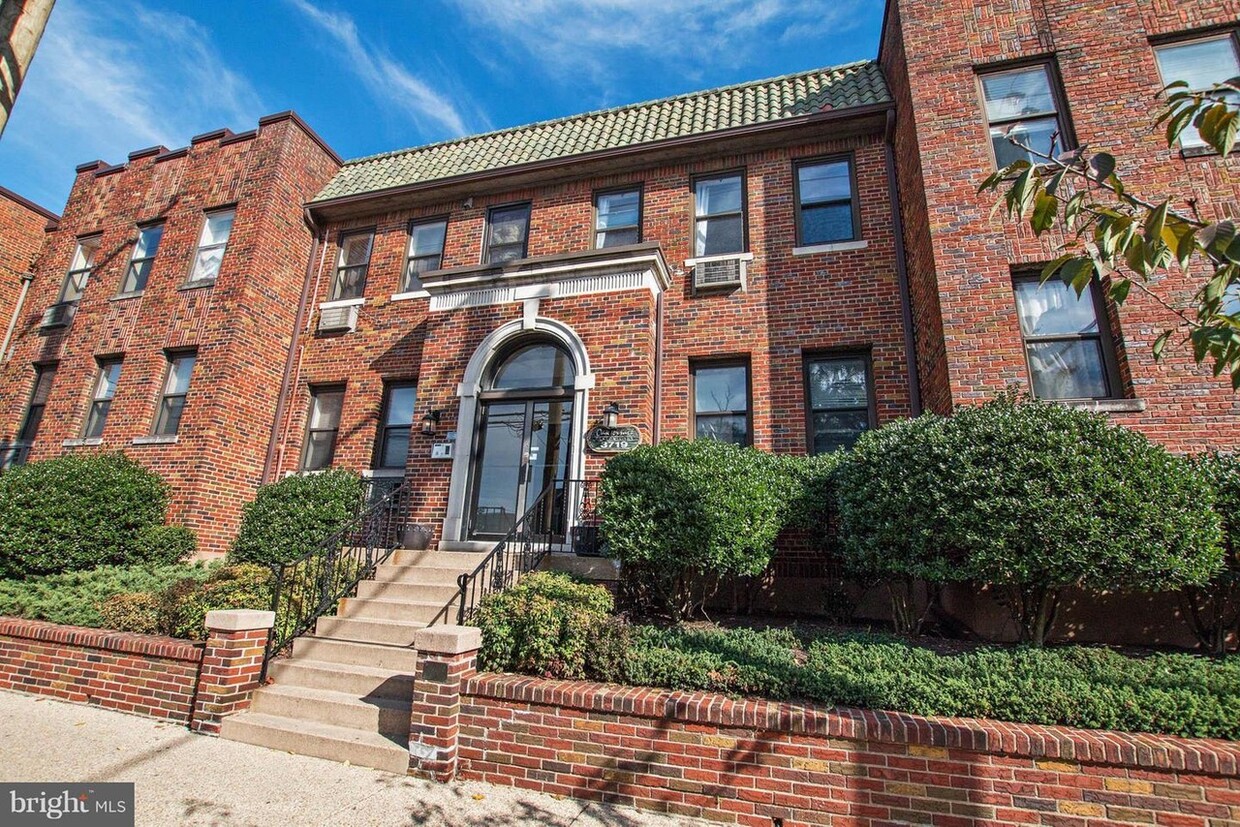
466, 338, 576, 539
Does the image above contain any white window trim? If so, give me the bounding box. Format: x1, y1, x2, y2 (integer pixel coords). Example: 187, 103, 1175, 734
319, 297, 366, 310
390, 289, 431, 302
793, 240, 869, 256
683, 252, 754, 268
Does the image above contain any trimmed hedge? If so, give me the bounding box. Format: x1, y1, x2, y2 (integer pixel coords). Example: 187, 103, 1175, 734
0, 563, 215, 628
230, 470, 364, 566
0, 453, 188, 578
1186, 452, 1240, 653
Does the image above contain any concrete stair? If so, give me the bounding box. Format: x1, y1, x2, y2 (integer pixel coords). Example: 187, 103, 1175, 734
220, 548, 488, 774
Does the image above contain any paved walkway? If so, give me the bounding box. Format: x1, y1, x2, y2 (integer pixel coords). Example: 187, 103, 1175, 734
0, 690, 702, 827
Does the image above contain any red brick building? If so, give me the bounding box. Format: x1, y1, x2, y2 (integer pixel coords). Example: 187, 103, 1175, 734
0, 0, 1236, 562
0, 186, 57, 364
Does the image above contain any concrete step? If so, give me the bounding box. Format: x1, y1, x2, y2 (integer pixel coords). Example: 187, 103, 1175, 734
388, 549, 489, 567
356, 580, 461, 604
339, 597, 457, 625
371, 564, 472, 585
314, 615, 427, 645
266, 659, 413, 700
249, 684, 412, 735
220, 712, 409, 775
291, 636, 418, 671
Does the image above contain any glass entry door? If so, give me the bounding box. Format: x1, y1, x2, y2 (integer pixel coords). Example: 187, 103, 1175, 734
468, 398, 573, 539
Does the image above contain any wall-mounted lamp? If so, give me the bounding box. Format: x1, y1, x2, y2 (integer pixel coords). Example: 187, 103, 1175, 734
602, 402, 621, 429
421, 409, 443, 436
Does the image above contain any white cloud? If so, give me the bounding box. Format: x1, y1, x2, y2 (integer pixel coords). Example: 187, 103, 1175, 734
286, 0, 469, 138
448, 0, 866, 87
0, 0, 265, 209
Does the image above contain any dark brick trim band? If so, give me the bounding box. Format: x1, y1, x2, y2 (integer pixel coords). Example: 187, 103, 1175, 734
0, 617, 203, 662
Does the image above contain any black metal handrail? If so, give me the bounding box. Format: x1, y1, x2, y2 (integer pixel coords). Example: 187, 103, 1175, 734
455, 478, 601, 624
261, 480, 412, 678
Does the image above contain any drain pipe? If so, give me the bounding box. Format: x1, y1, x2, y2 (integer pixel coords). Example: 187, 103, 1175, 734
652, 290, 664, 444
262, 209, 325, 483
1, 272, 34, 362
883, 108, 923, 416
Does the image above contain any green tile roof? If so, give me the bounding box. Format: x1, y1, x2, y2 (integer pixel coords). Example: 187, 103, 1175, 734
312, 61, 890, 203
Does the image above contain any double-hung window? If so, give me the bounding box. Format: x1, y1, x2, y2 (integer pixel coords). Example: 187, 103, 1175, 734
84, 359, 122, 438
693, 173, 745, 256
59, 237, 100, 304
404, 219, 447, 292
8, 365, 56, 467
1013, 276, 1119, 400
691, 360, 751, 446
804, 354, 874, 454
120, 225, 163, 294
1154, 34, 1240, 150
153, 352, 196, 437
484, 204, 531, 263
331, 232, 373, 301
375, 382, 417, 469
594, 188, 641, 248
979, 64, 1070, 168
795, 157, 858, 246
301, 386, 345, 471
189, 209, 235, 283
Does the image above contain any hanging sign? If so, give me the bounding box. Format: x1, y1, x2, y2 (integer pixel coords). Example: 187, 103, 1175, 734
586, 424, 642, 454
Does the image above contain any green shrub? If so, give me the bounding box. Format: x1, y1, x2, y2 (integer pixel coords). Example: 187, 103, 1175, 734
837, 396, 1223, 644
477, 572, 613, 679
0, 563, 215, 628
97, 592, 162, 635
1186, 452, 1240, 653
599, 439, 799, 618
133, 525, 197, 566
230, 470, 364, 566
158, 563, 273, 640
0, 453, 181, 578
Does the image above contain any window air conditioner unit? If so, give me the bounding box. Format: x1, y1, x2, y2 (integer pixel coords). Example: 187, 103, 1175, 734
40, 302, 77, 329
691, 254, 747, 292
318, 304, 359, 333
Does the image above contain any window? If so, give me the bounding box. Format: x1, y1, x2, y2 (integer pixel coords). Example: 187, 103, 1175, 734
8, 365, 56, 467
1154, 34, 1240, 149
58, 237, 100, 304
330, 232, 374, 301
804, 354, 874, 454
375, 382, 417, 469
594, 188, 641, 248
691, 360, 750, 446
1013, 277, 1119, 400
404, 219, 447, 292
153, 352, 196, 437
485, 204, 531, 263
301, 386, 345, 471
795, 157, 858, 246
979, 64, 1069, 168
84, 359, 122, 438
120, 225, 163, 294
189, 209, 235, 283
693, 173, 745, 256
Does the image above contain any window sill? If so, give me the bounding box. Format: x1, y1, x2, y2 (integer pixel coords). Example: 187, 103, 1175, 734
62, 438, 103, 448
390, 290, 430, 302
1058, 398, 1147, 414
178, 280, 216, 292
684, 252, 754, 267
363, 468, 405, 478
132, 435, 179, 446
793, 239, 869, 256
109, 291, 144, 302
320, 297, 365, 310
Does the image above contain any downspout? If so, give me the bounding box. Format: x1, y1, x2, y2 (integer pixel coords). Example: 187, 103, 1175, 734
884, 109, 923, 416
1, 272, 34, 362
652, 290, 664, 444
262, 208, 324, 483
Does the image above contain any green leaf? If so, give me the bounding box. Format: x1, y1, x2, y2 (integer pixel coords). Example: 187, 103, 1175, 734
1109, 278, 1132, 304
1031, 191, 1058, 234
1144, 200, 1169, 245
1041, 254, 1075, 284
1152, 330, 1172, 360
1090, 152, 1115, 185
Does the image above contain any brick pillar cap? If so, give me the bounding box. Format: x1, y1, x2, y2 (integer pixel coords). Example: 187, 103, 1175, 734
205, 609, 276, 632
414, 626, 481, 655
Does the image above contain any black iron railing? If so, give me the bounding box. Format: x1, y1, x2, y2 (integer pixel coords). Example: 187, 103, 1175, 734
262, 481, 412, 678
455, 478, 601, 624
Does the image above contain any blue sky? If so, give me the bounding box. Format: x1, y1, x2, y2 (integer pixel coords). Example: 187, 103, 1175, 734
0, 0, 885, 213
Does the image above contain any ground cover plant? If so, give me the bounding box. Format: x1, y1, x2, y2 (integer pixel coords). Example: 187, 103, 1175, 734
0, 563, 215, 628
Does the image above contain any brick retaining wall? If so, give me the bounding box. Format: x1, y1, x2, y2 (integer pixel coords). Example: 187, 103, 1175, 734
412, 628, 1240, 827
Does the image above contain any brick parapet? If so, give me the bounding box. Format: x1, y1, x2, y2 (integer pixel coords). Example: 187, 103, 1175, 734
0, 617, 201, 661
190, 610, 274, 735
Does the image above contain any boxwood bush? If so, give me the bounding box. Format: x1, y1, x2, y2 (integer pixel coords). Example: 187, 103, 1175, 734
836, 396, 1222, 644
1186, 452, 1240, 653
230, 470, 364, 566
598, 439, 799, 618
0, 563, 215, 628
0, 453, 189, 578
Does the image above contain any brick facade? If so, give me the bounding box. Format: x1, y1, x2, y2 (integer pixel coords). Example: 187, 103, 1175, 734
881, 0, 1240, 450
0, 186, 56, 353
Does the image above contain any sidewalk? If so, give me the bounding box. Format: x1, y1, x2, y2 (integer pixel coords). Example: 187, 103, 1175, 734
0, 690, 704, 826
